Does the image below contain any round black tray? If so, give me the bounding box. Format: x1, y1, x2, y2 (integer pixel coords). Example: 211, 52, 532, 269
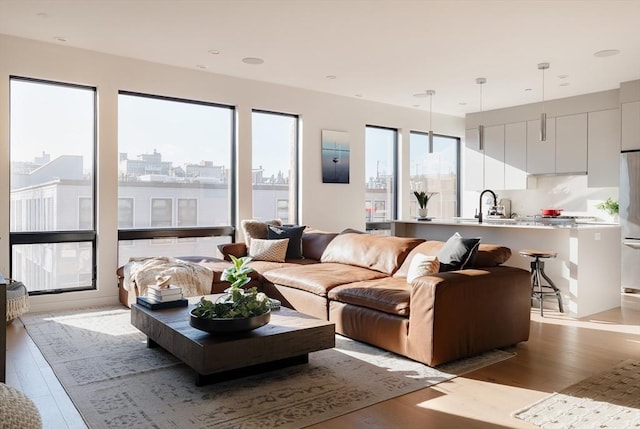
189, 310, 271, 333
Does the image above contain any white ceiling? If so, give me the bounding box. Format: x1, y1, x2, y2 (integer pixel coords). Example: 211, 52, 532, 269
1, 0, 639, 117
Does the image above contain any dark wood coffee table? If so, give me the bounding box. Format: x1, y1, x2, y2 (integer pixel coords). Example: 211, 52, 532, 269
131, 295, 335, 386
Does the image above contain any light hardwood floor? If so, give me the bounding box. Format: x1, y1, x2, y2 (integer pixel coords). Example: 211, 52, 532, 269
6, 294, 640, 429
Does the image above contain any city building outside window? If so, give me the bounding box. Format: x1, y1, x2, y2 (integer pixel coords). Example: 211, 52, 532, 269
178, 198, 198, 226
251, 110, 298, 224
117, 92, 235, 265
118, 198, 134, 229
365, 126, 397, 227
409, 132, 460, 219
9, 77, 96, 294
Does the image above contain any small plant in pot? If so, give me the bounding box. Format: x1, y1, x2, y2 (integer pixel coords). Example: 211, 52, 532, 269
413, 191, 436, 218
190, 256, 271, 333
596, 197, 619, 222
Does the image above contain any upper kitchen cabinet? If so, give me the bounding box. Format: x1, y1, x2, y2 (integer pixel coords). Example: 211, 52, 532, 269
588, 108, 620, 187
556, 113, 587, 174
527, 117, 556, 174
504, 121, 527, 189
484, 125, 505, 190
621, 101, 640, 151
464, 128, 484, 191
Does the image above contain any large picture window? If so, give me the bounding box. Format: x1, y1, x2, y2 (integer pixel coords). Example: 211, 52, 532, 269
365, 126, 397, 227
117, 92, 235, 265
251, 110, 298, 224
9, 77, 96, 294
409, 132, 460, 219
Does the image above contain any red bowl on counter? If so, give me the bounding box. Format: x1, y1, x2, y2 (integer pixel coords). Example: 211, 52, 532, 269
540, 208, 563, 217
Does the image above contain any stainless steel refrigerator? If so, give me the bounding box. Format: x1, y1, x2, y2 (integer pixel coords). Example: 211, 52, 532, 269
620, 150, 640, 292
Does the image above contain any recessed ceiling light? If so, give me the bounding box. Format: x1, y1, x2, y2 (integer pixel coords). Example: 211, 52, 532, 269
355, 94, 363, 98
594, 49, 620, 58
326, 75, 336, 80
242, 57, 264, 65
525, 88, 533, 92
412, 104, 421, 108
36, 12, 48, 18
560, 82, 570, 87
196, 64, 207, 70
558, 74, 569, 79
208, 50, 220, 55
53, 36, 67, 42
459, 102, 467, 106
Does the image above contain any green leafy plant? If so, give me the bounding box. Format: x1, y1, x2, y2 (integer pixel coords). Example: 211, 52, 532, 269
413, 191, 436, 209
191, 255, 270, 319
596, 198, 619, 216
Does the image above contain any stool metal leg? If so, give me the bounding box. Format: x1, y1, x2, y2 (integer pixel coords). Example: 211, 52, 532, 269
529, 258, 563, 316
539, 261, 564, 313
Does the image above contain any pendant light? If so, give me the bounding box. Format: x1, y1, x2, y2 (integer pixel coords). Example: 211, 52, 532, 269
476, 77, 486, 150
538, 62, 550, 141
426, 90, 436, 153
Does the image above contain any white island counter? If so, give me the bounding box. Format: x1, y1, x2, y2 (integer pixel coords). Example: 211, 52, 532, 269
392, 219, 621, 318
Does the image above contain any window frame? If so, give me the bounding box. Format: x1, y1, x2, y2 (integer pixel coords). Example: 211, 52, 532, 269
365, 125, 398, 231
409, 130, 462, 218
9, 75, 98, 295
116, 90, 237, 245
251, 109, 300, 225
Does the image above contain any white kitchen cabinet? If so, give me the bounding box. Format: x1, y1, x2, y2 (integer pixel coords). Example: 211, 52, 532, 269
621, 101, 640, 151
484, 125, 505, 190
464, 128, 484, 191
527, 117, 556, 174
504, 121, 527, 190
556, 113, 587, 173
588, 108, 620, 187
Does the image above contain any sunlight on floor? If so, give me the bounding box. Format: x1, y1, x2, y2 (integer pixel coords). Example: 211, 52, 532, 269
530, 307, 640, 335
45, 309, 140, 336
416, 377, 548, 428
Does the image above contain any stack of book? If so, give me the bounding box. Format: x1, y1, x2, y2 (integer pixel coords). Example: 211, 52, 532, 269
137, 284, 188, 310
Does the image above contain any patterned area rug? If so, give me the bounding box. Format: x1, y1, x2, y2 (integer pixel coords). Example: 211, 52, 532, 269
22, 306, 514, 429
514, 359, 640, 428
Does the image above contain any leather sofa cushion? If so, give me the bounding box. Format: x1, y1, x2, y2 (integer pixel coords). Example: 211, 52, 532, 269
394, 241, 512, 278
321, 233, 424, 275
475, 244, 512, 267
301, 229, 339, 260
328, 277, 412, 316
263, 262, 387, 297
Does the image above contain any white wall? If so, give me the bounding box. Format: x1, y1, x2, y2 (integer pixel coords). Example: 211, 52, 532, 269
0, 34, 465, 310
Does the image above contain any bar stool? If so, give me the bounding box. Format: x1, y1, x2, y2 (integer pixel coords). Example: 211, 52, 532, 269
519, 249, 564, 316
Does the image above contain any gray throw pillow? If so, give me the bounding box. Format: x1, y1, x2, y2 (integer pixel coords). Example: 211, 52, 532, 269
437, 232, 481, 272
267, 225, 306, 259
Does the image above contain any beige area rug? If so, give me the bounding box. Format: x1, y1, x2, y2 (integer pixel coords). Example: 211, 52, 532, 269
22, 306, 514, 429
514, 359, 640, 429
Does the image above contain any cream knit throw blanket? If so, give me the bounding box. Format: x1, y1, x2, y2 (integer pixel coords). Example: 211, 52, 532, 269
123, 256, 213, 297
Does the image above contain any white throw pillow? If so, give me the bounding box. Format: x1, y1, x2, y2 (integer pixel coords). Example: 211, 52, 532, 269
406, 254, 440, 284
249, 238, 289, 262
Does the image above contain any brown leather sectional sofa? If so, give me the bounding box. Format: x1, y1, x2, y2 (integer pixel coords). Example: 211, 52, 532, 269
117, 229, 531, 366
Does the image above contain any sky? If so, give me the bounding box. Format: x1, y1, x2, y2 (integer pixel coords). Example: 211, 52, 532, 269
10, 78, 449, 183
10, 79, 292, 179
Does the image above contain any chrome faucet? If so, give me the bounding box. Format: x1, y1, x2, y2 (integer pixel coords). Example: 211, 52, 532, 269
478, 189, 497, 223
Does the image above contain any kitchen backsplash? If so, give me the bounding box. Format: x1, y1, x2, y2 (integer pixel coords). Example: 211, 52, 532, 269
498, 175, 618, 220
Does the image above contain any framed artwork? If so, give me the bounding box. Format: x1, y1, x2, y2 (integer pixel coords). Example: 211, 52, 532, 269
321, 130, 350, 184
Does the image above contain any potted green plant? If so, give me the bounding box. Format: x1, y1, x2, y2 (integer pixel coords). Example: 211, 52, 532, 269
413, 191, 436, 218
596, 197, 619, 222
190, 255, 271, 332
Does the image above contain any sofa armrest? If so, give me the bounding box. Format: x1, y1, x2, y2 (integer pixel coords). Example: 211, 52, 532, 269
407, 266, 531, 366
217, 242, 248, 261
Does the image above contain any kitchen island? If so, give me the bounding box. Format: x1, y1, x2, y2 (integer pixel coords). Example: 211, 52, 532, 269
392, 219, 621, 317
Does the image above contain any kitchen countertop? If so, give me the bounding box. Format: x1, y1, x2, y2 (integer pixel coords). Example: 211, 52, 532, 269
392, 218, 622, 318
395, 218, 620, 229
